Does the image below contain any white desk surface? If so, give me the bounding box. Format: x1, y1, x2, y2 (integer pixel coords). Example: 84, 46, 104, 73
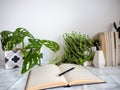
0, 65, 120, 90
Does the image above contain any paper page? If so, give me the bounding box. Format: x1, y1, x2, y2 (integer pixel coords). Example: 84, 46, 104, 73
26, 64, 67, 90
59, 64, 104, 85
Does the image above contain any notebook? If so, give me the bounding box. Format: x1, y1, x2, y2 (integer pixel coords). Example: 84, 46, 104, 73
25, 64, 105, 90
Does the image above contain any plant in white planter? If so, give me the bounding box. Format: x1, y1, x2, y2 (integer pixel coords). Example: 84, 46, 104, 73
0, 28, 60, 74
55, 31, 94, 65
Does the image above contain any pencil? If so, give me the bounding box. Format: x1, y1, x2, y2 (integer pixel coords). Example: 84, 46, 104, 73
58, 67, 75, 76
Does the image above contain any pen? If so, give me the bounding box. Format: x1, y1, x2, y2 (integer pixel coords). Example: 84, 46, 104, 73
58, 67, 75, 76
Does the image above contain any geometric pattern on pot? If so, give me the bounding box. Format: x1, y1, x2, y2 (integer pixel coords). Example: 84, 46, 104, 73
5, 50, 23, 69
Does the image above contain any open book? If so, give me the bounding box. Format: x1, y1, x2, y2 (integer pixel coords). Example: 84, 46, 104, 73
26, 64, 105, 90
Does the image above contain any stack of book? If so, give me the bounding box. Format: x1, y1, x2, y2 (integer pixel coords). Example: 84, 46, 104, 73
94, 32, 119, 66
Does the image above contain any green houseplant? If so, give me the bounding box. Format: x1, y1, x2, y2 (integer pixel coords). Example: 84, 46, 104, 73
113, 21, 120, 38
0, 28, 60, 74
55, 31, 93, 65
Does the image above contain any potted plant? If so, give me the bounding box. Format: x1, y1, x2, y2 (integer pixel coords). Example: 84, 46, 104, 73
113, 21, 120, 38
54, 31, 94, 65
0, 28, 60, 74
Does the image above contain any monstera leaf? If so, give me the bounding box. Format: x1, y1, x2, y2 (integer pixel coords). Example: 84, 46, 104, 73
0, 28, 33, 50
41, 40, 60, 52
21, 38, 60, 74
0, 31, 13, 51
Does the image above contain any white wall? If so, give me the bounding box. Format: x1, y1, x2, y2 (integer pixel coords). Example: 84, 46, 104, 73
0, 0, 120, 63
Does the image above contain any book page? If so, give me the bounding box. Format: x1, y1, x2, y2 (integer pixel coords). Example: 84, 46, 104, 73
26, 64, 67, 90
59, 64, 105, 85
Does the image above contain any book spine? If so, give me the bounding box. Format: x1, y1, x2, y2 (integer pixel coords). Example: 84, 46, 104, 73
105, 32, 109, 66
108, 32, 113, 66
119, 46, 120, 65
111, 32, 115, 66
115, 32, 119, 66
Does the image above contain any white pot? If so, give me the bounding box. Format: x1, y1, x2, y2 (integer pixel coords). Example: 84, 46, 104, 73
93, 50, 105, 68
83, 61, 93, 66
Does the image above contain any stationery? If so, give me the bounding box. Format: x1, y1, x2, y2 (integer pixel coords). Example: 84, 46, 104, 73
58, 67, 75, 76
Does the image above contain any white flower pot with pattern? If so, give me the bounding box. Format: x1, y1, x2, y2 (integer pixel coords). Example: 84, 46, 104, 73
5, 50, 23, 69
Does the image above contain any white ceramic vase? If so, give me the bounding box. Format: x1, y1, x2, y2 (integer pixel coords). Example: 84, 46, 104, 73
93, 50, 105, 68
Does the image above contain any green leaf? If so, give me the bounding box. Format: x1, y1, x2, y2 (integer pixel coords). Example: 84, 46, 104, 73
41, 40, 60, 52
21, 38, 60, 74
12, 28, 34, 48
0, 31, 13, 51
21, 48, 43, 74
